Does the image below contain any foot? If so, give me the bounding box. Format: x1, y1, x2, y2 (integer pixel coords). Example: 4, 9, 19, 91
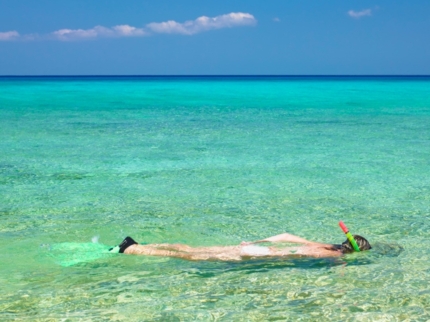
109, 237, 138, 253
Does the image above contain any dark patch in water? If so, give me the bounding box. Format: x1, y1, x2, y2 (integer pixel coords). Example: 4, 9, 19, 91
368, 242, 404, 258
0, 209, 16, 216
184, 245, 405, 277
193, 147, 208, 152
0, 164, 38, 184
0, 163, 17, 170
186, 257, 345, 278
68, 122, 133, 130
50, 173, 89, 180
126, 172, 154, 179
296, 120, 342, 125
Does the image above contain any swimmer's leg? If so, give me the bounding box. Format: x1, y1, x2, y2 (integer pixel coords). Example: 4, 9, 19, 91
125, 244, 179, 257
130, 243, 237, 254
110, 238, 242, 261
124, 244, 242, 261
147, 243, 194, 252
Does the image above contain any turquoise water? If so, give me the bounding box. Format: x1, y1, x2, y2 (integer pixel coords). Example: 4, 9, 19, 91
1, 76, 429, 320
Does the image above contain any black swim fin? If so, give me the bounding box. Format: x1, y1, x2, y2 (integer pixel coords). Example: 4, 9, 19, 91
109, 236, 138, 253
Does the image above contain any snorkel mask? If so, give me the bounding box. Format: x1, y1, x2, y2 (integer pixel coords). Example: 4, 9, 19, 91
339, 221, 360, 252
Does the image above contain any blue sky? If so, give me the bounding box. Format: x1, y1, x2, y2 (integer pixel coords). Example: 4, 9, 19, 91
1, 0, 429, 75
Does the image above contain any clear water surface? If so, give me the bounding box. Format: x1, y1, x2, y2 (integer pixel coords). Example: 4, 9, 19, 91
0, 76, 429, 321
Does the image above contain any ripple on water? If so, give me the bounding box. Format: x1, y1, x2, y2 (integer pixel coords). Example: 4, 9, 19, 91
1, 78, 430, 320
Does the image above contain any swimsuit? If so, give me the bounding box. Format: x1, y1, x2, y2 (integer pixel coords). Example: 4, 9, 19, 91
240, 245, 271, 257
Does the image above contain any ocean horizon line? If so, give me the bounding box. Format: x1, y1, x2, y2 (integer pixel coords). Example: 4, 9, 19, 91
1, 74, 430, 78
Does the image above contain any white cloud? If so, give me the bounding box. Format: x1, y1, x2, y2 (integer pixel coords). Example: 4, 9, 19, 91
52, 24, 146, 41
273, 17, 281, 22
112, 25, 146, 36
348, 9, 372, 19
0, 31, 20, 41
3, 12, 256, 42
147, 12, 256, 35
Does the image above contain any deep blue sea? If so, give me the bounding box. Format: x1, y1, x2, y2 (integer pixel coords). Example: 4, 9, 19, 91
1, 76, 429, 320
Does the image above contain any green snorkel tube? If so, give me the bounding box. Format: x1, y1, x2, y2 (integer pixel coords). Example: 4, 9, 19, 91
339, 221, 361, 252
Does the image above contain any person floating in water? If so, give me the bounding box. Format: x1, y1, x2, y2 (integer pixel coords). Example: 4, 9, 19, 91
109, 231, 371, 262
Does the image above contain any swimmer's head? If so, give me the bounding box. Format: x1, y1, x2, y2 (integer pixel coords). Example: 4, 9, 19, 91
340, 235, 372, 253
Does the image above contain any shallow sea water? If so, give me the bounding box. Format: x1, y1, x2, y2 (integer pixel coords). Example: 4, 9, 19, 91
0, 76, 429, 321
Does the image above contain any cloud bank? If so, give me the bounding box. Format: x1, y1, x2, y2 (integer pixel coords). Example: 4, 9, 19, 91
147, 12, 256, 35
348, 9, 372, 18
52, 25, 147, 41
0, 31, 20, 41
0, 12, 256, 41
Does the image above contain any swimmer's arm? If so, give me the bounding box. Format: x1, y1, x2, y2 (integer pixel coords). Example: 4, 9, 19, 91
242, 233, 330, 246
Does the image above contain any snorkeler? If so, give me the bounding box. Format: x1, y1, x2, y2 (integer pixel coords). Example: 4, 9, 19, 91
109, 223, 371, 261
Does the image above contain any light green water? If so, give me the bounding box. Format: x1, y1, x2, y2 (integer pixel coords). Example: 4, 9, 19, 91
0, 77, 429, 320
